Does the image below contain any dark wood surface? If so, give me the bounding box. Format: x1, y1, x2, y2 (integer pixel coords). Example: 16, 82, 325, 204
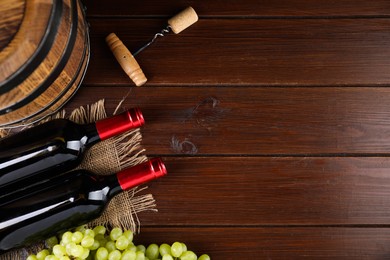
69, 0, 390, 258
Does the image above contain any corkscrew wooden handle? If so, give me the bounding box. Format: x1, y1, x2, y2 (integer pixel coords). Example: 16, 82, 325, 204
106, 33, 147, 86
168, 6, 198, 34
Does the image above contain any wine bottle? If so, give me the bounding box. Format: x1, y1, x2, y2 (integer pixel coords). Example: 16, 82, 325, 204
0, 108, 144, 190
0, 157, 167, 254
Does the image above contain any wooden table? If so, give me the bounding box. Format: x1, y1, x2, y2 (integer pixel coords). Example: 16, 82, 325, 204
67, 1, 390, 258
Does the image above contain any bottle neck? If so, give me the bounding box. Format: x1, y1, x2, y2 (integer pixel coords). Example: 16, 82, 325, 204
94, 108, 145, 141
115, 158, 167, 191
105, 174, 123, 198
83, 123, 101, 146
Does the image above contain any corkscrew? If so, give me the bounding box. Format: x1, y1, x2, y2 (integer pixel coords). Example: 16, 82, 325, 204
106, 6, 198, 86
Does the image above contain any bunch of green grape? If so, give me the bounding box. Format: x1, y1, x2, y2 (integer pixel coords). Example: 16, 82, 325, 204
26, 225, 211, 260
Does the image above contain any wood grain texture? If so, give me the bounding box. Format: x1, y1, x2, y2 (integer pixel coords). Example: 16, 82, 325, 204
82, 0, 390, 17
0, 0, 51, 81
134, 227, 390, 259
66, 86, 390, 155
105, 33, 147, 86
65, 0, 390, 258
84, 19, 390, 86
0, 0, 24, 51
134, 157, 390, 225
0, 0, 90, 127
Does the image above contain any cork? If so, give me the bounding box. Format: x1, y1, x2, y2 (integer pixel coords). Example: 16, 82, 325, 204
106, 33, 147, 87
168, 6, 198, 34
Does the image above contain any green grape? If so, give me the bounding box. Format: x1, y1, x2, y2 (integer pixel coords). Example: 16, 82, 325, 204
81, 248, 90, 259
89, 239, 101, 251
59, 240, 66, 247
36, 249, 50, 260
115, 235, 129, 250
95, 234, 105, 241
72, 231, 84, 244
159, 244, 171, 256
81, 235, 95, 248
96, 247, 109, 260
161, 254, 173, 260
84, 229, 95, 238
136, 245, 146, 253
93, 225, 107, 236
95, 234, 107, 248
198, 254, 211, 260
71, 244, 85, 257
75, 225, 87, 233
61, 232, 73, 245
180, 251, 197, 260
46, 236, 59, 249
27, 225, 211, 260
145, 244, 159, 260
121, 250, 137, 260
99, 238, 108, 247
52, 244, 66, 257
181, 243, 187, 253
171, 242, 183, 257
110, 227, 123, 241
135, 251, 145, 260
105, 241, 116, 252
127, 244, 138, 252
108, 249, 122, 260
65, 242, 76, 256
123, 230, 134, 242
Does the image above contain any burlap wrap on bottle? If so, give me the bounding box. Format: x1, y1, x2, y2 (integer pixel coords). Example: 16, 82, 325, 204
1, 99, 156, 260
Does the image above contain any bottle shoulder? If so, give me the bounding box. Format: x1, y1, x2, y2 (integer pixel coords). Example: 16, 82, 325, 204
0, 120, 90, 156
0, 170, 110, 209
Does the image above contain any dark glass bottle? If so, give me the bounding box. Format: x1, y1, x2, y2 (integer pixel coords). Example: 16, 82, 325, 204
0, 108, 144, 191
0, 158, 167, 254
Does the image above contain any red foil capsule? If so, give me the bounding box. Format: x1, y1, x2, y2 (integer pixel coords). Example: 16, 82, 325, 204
117, 158, 167, 190
95, 108, 145, 140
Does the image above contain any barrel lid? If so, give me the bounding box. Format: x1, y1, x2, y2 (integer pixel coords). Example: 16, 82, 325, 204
0, 0, 25, 52
0, 0, 53, 83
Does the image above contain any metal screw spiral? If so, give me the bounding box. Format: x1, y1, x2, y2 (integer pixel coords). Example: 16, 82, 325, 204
133, 26, 172, 56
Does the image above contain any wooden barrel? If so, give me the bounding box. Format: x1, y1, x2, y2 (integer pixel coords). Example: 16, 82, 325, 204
0, 0, 90, 127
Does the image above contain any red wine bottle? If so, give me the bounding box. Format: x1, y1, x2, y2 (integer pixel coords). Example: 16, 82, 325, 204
0, 108, 144, 191
0, 158, 167, 254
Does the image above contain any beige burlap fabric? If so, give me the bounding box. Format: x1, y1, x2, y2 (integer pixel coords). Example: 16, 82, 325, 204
1, 100, 156, 259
